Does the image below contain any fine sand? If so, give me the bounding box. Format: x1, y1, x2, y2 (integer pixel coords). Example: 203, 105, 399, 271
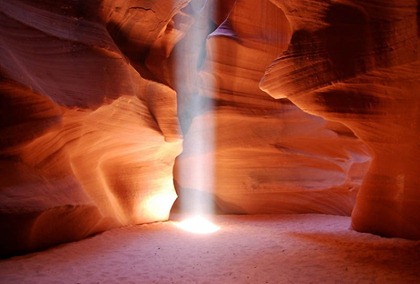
1, 214, 419, 283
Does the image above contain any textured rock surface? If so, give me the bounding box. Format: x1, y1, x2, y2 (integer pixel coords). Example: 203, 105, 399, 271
0, 0, 183, 256
174, 0, 370, 216
0, 0, 419, 256
261, 0, 420, 239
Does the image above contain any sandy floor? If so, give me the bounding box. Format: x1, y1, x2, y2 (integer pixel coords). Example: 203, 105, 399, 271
0, 214, 419, 283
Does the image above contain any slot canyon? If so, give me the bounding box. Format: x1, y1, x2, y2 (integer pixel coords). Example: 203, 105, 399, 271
0, 0, 419, 282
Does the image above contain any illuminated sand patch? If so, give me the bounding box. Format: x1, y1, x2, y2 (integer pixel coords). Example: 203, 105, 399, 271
175, 215, 220, 234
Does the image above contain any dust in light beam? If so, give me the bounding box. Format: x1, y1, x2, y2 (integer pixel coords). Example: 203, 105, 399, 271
174, 0, 220, 233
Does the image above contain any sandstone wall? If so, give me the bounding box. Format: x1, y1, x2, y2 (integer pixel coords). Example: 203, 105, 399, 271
261, 0, 420, 239
1, 0, 418, 256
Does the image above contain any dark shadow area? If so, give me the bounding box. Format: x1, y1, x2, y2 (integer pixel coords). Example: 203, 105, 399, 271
324, 3, 370, 78
417, 0, 420, 37
314, 88, 381, 115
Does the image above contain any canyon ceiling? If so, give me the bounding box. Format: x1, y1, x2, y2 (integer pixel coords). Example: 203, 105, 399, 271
0, 0, 419, 256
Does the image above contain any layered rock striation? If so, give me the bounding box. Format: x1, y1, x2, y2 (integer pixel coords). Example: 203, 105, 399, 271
174, 0, 370, 216
0, 0, 418, 256
0, 0, 183, 256
261, 0, 420, 239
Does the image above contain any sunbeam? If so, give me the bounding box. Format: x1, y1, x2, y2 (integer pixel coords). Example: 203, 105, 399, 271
174, 0, 218, 223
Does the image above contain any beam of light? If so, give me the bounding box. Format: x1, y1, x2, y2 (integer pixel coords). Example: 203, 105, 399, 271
173, 0, 218, 227
175, 215, 220, 234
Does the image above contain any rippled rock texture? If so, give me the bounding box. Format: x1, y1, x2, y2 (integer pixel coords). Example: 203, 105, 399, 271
261, 0, 420, 239
174, 0, 370, 216
0, 0, 419, 256
0, 0, 184, 256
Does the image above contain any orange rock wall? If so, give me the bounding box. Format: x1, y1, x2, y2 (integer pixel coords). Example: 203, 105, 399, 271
0, 0, 419, 256
0, 0, 183, 256
174, 0, 370, 216
262, 0, 420, 239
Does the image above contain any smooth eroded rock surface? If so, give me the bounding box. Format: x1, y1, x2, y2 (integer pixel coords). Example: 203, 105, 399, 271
174, 0, 370, 216
261, 0, 420, 239
0, 0, 182, 256
1, 0, 419, 257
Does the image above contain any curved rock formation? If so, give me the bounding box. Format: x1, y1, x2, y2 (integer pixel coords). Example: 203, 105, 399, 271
174, 0, 370, 216
0, 0, 182, 256
261, 0, 420, 239
1, 0, 419, 257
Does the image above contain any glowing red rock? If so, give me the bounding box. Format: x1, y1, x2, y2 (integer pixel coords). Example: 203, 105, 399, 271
174, 0, 370, 216
0, 0, 183, 256
261, 0, 420, 239
1, 0, 419, 258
